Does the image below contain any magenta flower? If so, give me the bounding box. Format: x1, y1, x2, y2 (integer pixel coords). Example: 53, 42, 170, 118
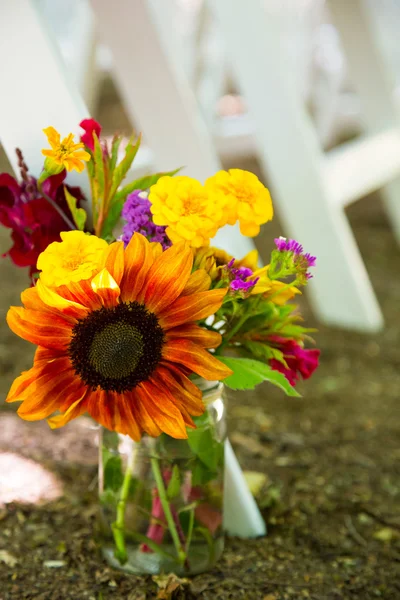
0, 170, 85, 281
269, 336, 320, 386
79, 118, 102, 151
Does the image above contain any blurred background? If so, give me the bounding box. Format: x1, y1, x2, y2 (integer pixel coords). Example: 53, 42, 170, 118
1, 1, 400, 597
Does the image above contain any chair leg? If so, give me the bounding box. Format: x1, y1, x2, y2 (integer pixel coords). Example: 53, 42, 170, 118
207, 0, 383, 331
328, 0, 400, 244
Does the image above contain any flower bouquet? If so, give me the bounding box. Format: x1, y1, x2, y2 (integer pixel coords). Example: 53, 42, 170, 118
2, 120, 319, 575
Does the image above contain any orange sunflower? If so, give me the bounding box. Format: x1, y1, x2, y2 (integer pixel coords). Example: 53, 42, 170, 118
6, 233, 231, 441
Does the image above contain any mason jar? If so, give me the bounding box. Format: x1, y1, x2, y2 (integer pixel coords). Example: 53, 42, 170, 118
98, 380, 227, 575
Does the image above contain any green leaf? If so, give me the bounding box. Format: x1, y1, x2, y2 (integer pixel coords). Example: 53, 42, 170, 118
92, 132, 105, 204
109, 134, 123, 173
166, 465, 181, 500
100, 199, 124, 239
194, 526, 215, 563
104, 456, 124, 492
109, 134, 141, 200
124, 531, 177, 561
100, 489, 117, 506
185, 508, 195, 555
217, 356, 300, 396
187, 427, 224, 472
242, 341, 287, 366
64, 187, 87, 230
113, 167, 181, 205
191, 461, 218, 487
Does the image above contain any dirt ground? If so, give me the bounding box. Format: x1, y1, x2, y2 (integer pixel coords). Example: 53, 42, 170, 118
1, 82, 400, 599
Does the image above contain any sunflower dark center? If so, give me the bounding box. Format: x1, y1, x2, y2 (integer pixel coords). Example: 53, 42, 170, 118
68, 302, 164, 393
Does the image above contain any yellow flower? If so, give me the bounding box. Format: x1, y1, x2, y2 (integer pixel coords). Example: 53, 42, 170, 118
251, 265, 301, 304
42, 127, 90, 173
205, 169, 273, 237
235, 249, 259, 271
37, 231, 108, 288
149, 176, 225, 247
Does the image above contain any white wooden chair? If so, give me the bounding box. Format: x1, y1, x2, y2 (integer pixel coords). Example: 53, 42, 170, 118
205, 0, 400, 332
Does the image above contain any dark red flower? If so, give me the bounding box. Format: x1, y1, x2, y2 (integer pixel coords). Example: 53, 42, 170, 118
269, 336, 320, 386
0, 172, 85, 281
79, 118, 102, 151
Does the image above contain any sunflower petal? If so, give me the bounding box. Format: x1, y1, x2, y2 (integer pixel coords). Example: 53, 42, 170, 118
47, 393, 87, 429
105, 241, 125, 285
36, 279, 88, 320
133, 387, 163, 437
113, 394, 142, 441
21, 287, 51, 312
158, 288, 228, 330
163, 340, 233, 380
166, 324, 222, 349
181, 269, 211, 296
137, 381, 188, 439
7, 307, 72, 349
58, 279, 102, 311
17, 368, 81, 421
152, 365, 205, 416
121, 233, 154, 302
139, 243, 193, 313
7, 356, 73, 414
6, 366, 42, 403
34, 346, 64, 366
83, 389, 120, 435
150, 242, 163, 260
91, 268, 120, 306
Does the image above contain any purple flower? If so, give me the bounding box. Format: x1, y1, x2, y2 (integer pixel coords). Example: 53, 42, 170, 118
274, 237, 303, 255
226, 259, 259, 293
272, 237, 316, 283
121, 190, 171, 249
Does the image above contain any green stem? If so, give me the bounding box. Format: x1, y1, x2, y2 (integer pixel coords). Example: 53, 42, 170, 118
216, 312, 250, 354
150, 457, 187, 565
267, 281, 300, 301
112, 445, 137, 564
37, 181, 77, 231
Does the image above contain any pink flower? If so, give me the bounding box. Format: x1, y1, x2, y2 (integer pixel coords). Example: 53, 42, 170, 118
141, 493, 166, 553
79, 118, 102, 151
269, 336, 320, 386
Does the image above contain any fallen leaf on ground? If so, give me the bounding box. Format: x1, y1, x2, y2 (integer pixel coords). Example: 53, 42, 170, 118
152, 573, 190, 599
373, 527, 396, 542
43, 560, 66, 568
243, 471, 269, 497
0, 549, 18, 567
231, 432, 270, 456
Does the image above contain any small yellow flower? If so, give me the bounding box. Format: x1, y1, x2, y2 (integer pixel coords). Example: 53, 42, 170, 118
193, 246, 230, 280
205, 169, 273, 237
42, 127, 90, 173
251, 265, 301, 304
149, 176, 225, 248
37, 231, 108, 288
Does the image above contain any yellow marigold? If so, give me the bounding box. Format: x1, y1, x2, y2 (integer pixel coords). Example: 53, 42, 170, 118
42, 127, 90, 173
149, 176, 225, 248
205, 169, 273, 237
37, 231, 108, 288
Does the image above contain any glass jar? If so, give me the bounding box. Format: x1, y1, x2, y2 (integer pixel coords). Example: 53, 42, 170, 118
98, 380, 226, 575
